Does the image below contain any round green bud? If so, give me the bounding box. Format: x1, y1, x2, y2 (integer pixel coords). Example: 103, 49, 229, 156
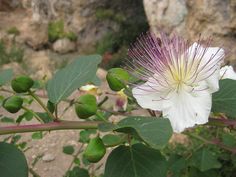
75, 94, 97, 119
3, 96, 23, 113
11, 75, 34, 93
84, 137, 106, 163
106, 68, 129, 91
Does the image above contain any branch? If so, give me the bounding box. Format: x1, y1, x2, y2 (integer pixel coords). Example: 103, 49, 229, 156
208, 118, 236, 128
0, 120, 102, 135
186, 133, 236, 154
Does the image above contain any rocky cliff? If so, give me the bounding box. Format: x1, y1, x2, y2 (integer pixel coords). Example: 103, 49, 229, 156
143, 0, 236, 62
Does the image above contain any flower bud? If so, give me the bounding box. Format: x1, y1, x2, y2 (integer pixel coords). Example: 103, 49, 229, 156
75, 94, 97, 119
11, 76, 34, 93
3, 96, 23, 113
84, 137, 106, 163
106, 68, 129, 91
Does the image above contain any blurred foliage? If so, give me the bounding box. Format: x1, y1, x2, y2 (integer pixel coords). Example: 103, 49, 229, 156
48, 20, 64, 42
95, 0, 149, 69
66, 31, 77, 42
7, 27, 20, 36
0, 40, 24, 65
48, 20, 77, 42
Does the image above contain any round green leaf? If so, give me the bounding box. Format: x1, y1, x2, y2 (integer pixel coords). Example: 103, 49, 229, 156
104, 143, 167, 177
102, 134, 125, 147
0, 142, 28, 177
116, 116, 173, 149
0, 69, 13, 86
212, 79, 236, 117
190, 148, 221, 172
46, 55, 101, 103
65, 167, 89, 177
63, 145, 75, 155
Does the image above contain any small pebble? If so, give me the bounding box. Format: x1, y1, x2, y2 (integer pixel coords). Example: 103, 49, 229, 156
42, 153, 55, 162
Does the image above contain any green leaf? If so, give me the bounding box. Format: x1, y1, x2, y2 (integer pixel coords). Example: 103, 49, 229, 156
91, 75, 101, 85
16, 111, 34, 123
190, 148, 221, 171
11, 135, 21, 144
104, 143, 167, 177
188, 167, 219, 177
65, 166, 89, 177
47, 55, 101, 103
32, 132, 43, 139
167, 154, 186, 177
102, 134, 125, 147
0, 116, 15, 123
98, 122, 117, 132
79, 129, 96, 143
0, 69, 13, 86
212, 79, 236, 117
36, 112, 53, 123
73, 158, 80, 165
222, 133, 236, 147
63, 145, 75, 155
0, 142, 28, 177
116, 117, 173, 149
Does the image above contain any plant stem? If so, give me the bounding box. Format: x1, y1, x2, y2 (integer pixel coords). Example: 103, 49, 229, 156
208, 117, 236, 128
29, 167, 41, 177
22, 106, 43, 123
28, 90, 57, 121
186, 132, 236, 154
0, 87, 14, 94
97, 96, 108, 107
67, 144, 84, 171
0, 120, 102, 135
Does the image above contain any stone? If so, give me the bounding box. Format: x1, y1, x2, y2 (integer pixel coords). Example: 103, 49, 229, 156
24, 50, 54, 79
143, 0, 236, 63
42, 153, 55, 162
19, 20, 48, 50
52, 38, 76, 54
0, 0, 21, 11
2, 62, 24, 75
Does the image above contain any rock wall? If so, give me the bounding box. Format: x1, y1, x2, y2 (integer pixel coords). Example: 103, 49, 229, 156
143, 0, 236, 62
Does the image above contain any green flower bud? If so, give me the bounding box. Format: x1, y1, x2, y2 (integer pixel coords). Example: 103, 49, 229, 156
84, 137, 106, 163
75, 94, 97, 119
11, 75, 34, 93
3, 96, 23, 113
106, 68, 129, 91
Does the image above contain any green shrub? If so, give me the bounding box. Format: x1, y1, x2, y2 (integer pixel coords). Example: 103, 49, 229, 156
0, 40, 24, 65
48, 20, 77, 42
48, 20, 65, 42
65, 31, 77, 41
96, 9, 125, 23
96, 33, 119, 54
7, 27, 20, 36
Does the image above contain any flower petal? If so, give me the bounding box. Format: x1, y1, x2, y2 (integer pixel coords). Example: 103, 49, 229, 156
161, 82, 211, 133
188, 43, 224, 93
220, 66, 236, 80
132, 78, 165, 111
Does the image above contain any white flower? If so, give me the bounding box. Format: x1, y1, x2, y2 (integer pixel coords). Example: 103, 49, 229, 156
220, 65, 236, 80
128, 32, 225, 133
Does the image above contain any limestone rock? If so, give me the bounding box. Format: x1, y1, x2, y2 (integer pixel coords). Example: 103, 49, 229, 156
24, 50, 54, 79
19, 20, 48, 50
2, 62, 24, 75
42, 153, 55, 162
52, 38, 76, 54
143, 0, 236, 63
